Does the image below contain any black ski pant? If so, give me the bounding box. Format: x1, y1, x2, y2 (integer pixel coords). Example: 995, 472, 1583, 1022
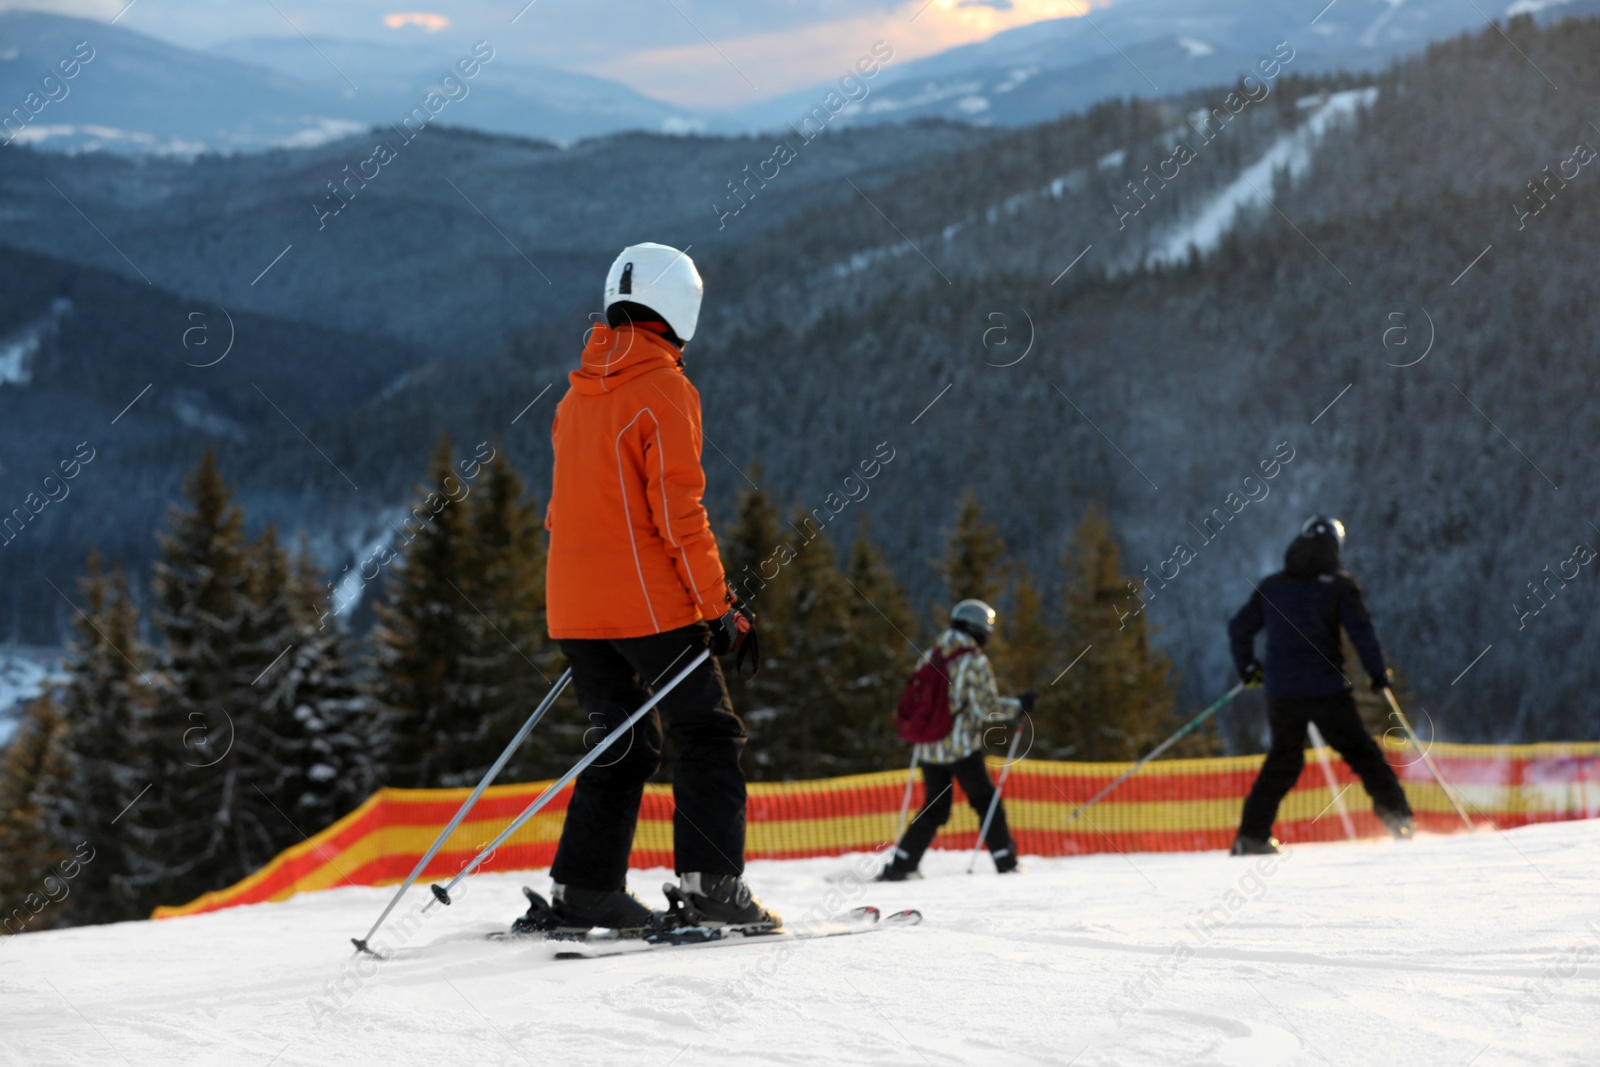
891, 751, 1015, 872
1238, 690, 1412, 841
549, 623, 748, 891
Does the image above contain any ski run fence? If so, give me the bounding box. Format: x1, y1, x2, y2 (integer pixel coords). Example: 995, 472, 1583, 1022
155, 741, 1600, 919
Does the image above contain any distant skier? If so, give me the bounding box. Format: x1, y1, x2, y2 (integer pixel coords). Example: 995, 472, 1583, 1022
1226, 516, 1414, 855
514, 242, 777, 936
878, 599, 1036, 880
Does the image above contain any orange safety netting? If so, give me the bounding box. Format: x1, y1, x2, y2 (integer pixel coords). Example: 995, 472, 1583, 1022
154, 741, 1600, 919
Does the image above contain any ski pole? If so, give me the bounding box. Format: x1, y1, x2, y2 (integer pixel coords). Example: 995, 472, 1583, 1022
1383, 689, 1473, 829
424, 647, 713, 911
351, 669, 571, 955
892, 750, 920, 846
1306, 722, 1356, 842
968, 719, 1025, 874
1065, 683, 1244, 826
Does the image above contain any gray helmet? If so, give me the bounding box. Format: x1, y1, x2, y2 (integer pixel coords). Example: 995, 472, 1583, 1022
950, 598, 997, 636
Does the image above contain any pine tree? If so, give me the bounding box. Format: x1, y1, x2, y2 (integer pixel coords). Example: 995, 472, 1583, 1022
46, 554, 151, 925
131, 449, 261, 908
834, 518, 917, 774
993, 561, 1053, 743
1047, 504, 1185, 761
0, 695, 71, 935
369, 434, 488, 788
470, 448, 559, 784
721, 463, 784, 616
940, 488, 1007, 607
773, 514, 854, 779
229, 524, 321, 860
276, 543, 374, 833
719, 469, 797, 778
937, 489, 1010, 668
235, 528, 375, 846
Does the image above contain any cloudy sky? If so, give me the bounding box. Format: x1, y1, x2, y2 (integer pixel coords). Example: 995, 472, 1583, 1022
4, 0, 1098, 107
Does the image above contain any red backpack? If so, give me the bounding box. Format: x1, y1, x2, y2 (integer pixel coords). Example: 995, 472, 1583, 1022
894, 646, 974, 743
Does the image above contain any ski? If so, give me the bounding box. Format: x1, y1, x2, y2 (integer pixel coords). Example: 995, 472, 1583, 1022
483, 906, 867, 949
550, 906, 922, 960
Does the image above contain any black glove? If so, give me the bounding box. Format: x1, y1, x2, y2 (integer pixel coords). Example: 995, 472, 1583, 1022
1370, 669, 1393, 693
709, 604, 759, 675
1240, 662, 1265, 688
709, 604, 749, 655
1016, 691, 1037, 714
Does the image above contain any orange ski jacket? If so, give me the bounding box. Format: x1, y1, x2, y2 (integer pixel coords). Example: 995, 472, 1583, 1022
545, 322, 733, 640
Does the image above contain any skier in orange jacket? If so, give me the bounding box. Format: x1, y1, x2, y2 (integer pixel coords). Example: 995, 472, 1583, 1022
516, 243, 777, 937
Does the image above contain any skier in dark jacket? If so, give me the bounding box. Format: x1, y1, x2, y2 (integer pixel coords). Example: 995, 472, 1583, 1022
1226, 516, 1414, 854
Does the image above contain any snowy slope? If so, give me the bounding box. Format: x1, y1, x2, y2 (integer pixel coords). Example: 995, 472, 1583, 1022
5, 821, 1597, 1065
1145, 87, 1380, 267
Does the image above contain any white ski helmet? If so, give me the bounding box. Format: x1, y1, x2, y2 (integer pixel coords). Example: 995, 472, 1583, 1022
604, 243, 704, 343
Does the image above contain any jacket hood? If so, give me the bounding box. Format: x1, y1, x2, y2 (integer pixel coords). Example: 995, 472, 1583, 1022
570, 323, 683, 395
1284, 533, 1341, 576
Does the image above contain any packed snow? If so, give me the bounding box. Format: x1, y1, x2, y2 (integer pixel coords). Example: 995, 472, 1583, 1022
5, 820, 1597, 1065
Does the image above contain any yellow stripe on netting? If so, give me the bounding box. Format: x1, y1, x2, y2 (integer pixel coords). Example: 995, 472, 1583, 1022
746, 768, 909, 795
1015, 752, 1279, 777
1417, 741, 1600, 759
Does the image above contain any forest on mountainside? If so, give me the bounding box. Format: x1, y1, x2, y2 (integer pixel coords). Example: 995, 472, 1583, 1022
382, 17, 1600, 743
0, 440, 1188, 926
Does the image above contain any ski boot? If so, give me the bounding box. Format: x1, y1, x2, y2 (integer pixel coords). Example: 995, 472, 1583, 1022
1229, 834, 1281, 856
509, 883, 662, 938
666, 873, 781, 933
1377, 807, 1416, 841
993, 848, 1024, 874
874, 864, 922, 883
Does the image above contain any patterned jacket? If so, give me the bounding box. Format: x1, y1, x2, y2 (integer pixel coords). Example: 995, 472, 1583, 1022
911, 628, 1021, 766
